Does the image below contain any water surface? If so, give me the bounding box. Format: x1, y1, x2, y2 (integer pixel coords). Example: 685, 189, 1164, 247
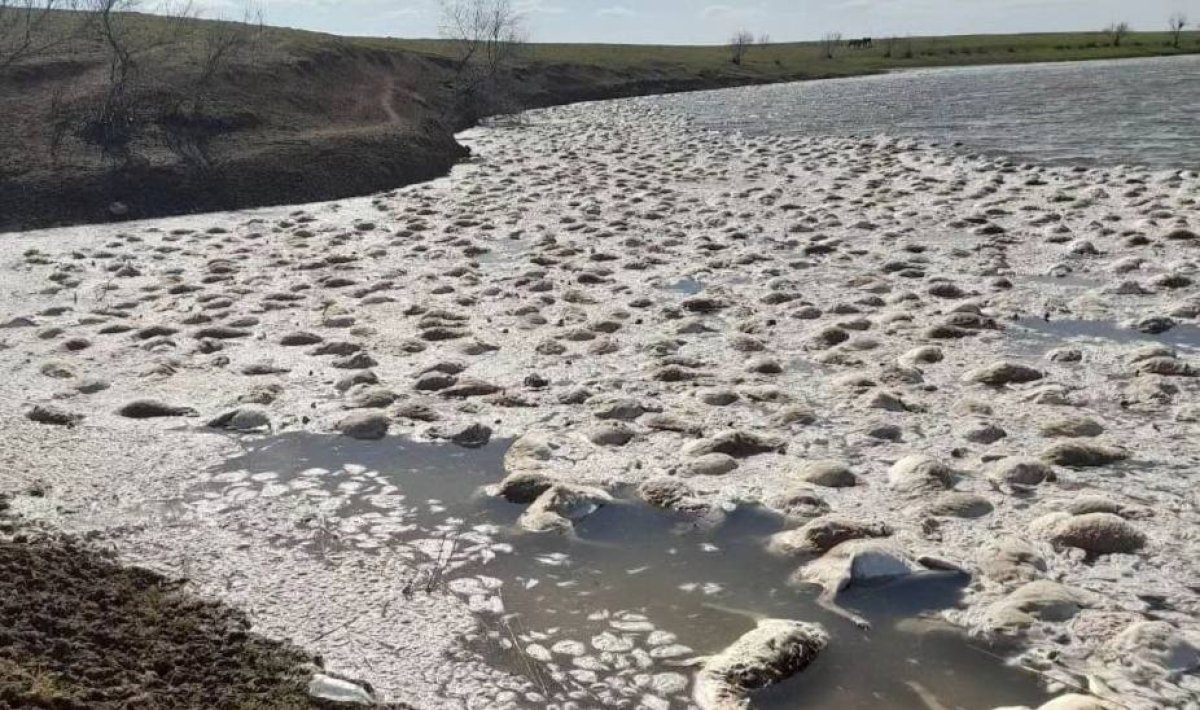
1012, 317, 1200, 354
199, 435, 1050, 709
661, 55, 1200, 169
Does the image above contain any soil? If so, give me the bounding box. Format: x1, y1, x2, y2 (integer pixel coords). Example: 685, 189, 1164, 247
0, 21, 805, 233
0, 519, 398, 709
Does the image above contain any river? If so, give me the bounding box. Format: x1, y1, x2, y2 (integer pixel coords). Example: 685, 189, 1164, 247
655, 55, 1200, 170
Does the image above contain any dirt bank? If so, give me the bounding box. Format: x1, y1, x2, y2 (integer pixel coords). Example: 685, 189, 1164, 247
10, 14, 1194, 233
0, 509, 402, 708
0, 16, 817, 232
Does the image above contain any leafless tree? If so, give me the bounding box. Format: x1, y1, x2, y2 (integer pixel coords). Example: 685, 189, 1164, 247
82, 0, 141, 163
438, 0, 526, 118
0, 0, 90, 71
757, 32, 770, 45
821, 32, 842, 59
1106, 21, 1131, 47
1169, 13, 1187, 48
727, 29, 752, 65
439, 0, 524, 77
80, 0, 198, 164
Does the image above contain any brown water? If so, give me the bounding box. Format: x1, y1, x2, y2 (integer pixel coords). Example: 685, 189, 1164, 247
198, 435, 1050, 709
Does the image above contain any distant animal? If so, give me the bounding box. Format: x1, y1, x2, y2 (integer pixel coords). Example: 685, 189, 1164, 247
848, 37, 873, 49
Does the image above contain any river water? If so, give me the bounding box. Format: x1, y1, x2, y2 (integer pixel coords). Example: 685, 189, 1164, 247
197, 435, 1050, 709
657, 55, 1200, 170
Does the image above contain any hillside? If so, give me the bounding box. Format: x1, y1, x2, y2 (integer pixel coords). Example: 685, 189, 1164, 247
1, 11, 1196, 231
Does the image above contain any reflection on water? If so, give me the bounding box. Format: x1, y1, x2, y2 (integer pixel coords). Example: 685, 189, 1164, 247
667, 277, 704, 295
198, 435, 1049, 709
661, 55, 1200, 169
1012, 317, 1200, 353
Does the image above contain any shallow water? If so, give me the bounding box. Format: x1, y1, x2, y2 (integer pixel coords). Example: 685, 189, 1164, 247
660, 55, 1200, 169
1011, 317, 1200, 354
1021, 273, 1103, 290
199, 435, 1050, 709
667, 277, 704, 295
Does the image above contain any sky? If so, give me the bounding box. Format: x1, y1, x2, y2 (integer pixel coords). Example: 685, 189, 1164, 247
194, 0, 1194, 44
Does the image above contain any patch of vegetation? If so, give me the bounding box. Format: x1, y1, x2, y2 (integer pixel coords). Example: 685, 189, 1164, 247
382, 29, 1200, 78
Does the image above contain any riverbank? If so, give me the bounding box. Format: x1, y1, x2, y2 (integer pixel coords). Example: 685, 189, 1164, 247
0, 500, 398, 709
2, 91, 1197, 708
2, 13, 1198, 232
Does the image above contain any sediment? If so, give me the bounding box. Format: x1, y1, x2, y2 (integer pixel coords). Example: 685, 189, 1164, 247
1, 91, 1198, 708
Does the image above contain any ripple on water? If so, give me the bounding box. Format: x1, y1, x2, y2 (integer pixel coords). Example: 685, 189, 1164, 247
193, 435, 1049, 709
1009, 317, 1200, 356
660, 55, 1200, 170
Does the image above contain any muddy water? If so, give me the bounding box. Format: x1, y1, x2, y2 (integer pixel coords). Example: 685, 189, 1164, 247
196, 435, 1049, 709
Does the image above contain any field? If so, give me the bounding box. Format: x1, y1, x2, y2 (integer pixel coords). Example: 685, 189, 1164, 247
393, 30, 1200, 76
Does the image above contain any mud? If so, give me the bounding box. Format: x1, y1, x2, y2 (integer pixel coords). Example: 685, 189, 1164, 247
0, 525, 391, 709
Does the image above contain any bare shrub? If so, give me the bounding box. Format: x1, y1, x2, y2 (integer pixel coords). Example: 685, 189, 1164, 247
821, 32, 842, 59
78, 0, 199, 165
728, 29, 752, 65
438, 0, 527, 121
1106, 21, 1131, 47
158, 7, 263, 168
1169, 13, 1187, 48
67, 0, 260, 169
0, 0, 88, 71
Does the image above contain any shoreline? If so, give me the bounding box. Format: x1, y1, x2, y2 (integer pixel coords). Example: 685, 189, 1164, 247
2, 91, 1199, 709
3, 39, 1198, 233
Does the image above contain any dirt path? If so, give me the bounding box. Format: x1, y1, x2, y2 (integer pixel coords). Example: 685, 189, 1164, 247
381, 76, 402, 124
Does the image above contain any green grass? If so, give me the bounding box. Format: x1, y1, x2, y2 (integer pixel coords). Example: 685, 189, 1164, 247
18, 9, 1200, 83
369, 30, 1200, 79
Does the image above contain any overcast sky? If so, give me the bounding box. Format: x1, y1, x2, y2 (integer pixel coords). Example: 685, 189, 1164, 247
197, 0, 1193, 44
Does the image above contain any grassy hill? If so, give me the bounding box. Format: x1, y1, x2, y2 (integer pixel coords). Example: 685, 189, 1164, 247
1, 9, 1196, 231
394, 30, 1200, 73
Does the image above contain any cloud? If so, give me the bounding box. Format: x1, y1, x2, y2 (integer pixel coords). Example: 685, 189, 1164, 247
700, 3, 765, 21
382, 5, 425, 19
514, 0, 566, 15
596, 5, 635, 17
